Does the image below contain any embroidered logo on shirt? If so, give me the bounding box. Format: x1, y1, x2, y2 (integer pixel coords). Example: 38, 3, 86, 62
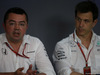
70, 42, 76, 47
2, 48, 8, 55
55, 48, 67, 60
71, 50, 77, 52
96, 41, 100, 47
97, 49, 100, 51
27, 51, 35, 53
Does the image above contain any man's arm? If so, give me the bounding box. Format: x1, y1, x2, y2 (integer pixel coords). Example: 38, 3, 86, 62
0, 67, 27, 75
0, 72, 14, 75
70, 67, 83, 75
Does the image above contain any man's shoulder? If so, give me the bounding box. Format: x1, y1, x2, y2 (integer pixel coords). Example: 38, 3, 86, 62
93, 33, 100, 40
96, 34, 100, 38
57, 33, 73, 45
24, 34, 42, 43
0, 33, 5, 39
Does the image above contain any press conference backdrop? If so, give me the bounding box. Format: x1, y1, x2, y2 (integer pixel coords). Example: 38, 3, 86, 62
0, 0, 100, 69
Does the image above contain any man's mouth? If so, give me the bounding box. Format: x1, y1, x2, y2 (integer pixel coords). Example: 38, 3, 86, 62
13, 32, 20, 37
78, 28, 84, 31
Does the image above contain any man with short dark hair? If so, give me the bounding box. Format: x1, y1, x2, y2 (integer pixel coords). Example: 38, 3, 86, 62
0, 7, 56, 75
53, 1, 100, 75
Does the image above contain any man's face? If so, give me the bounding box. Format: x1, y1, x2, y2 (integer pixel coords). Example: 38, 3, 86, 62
4, 13, 28, 42
75, 12, 97, 37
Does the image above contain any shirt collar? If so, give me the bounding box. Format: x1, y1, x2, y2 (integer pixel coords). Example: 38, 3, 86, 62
2, 33, 8, 44
23, 35, 30, 45
73, 30, 81, 43
2, 33, 30, 45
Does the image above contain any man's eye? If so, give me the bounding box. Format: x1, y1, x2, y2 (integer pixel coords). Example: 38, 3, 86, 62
19, 23, 25, 26
76, 17, 81, 22
78, 18, 81, 21
9, 23, 15, 25
84, 20, 90, 23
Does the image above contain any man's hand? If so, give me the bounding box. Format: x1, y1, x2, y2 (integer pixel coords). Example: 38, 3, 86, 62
26, 64, 46, 75
70, 67, 83, 75
14, 67, 28, 75
36, 73, 46, 75
26, 64, 38, 75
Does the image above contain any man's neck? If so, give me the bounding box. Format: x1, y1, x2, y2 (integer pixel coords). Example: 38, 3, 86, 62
77, 32, 92, 49
7, 40, 22, 52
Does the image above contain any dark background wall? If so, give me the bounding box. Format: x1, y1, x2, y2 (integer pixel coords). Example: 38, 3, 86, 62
0, 0, 100, 71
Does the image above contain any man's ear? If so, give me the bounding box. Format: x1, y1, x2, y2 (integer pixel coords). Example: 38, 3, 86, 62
93, 19, 98, 27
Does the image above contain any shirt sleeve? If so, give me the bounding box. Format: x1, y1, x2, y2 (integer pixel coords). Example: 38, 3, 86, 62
53, 42, 72, 75
35, 39, 56, 75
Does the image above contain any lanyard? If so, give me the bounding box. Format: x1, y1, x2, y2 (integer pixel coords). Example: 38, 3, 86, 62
77, 42, 93, 67
5, 42, 29, 59
73, 33, 94, 67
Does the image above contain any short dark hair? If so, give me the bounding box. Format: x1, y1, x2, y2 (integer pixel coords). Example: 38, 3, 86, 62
4, 7, 28, 24
75, 1, 98, 21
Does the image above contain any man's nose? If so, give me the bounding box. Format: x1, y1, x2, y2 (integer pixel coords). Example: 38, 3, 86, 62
79, 20, 84, 27
14, 23, 20, 29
